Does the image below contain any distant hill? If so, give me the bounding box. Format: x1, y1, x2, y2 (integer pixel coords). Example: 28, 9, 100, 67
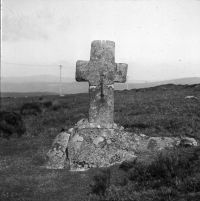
122, 77, 200, 90
1, 75, 74, 83
1, 92, 57, 98
1, 76, 200, 97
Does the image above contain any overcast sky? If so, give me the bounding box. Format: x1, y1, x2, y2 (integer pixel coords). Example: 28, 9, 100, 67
2, 0, 200, 81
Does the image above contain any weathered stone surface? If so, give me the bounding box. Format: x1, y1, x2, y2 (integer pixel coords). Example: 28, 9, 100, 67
68, 128, 74, 133
68, 127, 136, 170
45, 131, 70, 169
93, 136, 105, 146
68, 119, 198, 170
179, 137, 198, 147
68, 128, 176, 170
136, 135, 180, 152
76, 40, 128, 128
46, 125, 198, 170
89, 84, 114, 128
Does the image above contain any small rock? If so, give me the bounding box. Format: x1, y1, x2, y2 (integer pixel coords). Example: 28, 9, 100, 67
113, 123, 118, 129
77, 118, 87, 127
99, 140, 106, 148
140, 134, 147, 138
179, 137, 198, 147
119, 126, 124, 131
93, 136, 104, 146
107, 139, 112, 144
84, 164, 89, 169
134, 134, 140, 142
45, 131, 71, 169
68, 128, 74, 133
101, 133, 107, 138
89, 123, 96, 128
185, 96, 198, 100
147, 139, 158, 151
72, 134, 84, 142
71, 134, 84, 151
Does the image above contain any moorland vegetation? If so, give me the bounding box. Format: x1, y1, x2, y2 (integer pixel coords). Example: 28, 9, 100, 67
0, 84, 200, 201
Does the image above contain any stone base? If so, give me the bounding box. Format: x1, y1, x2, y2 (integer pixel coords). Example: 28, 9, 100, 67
45, 131, 70, 169
67, 119, 195, 170
45, 119, 198, 170
68, 127, 136, 170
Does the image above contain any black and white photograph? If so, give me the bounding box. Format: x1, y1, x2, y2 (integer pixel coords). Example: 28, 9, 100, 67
1, 0, 200, 200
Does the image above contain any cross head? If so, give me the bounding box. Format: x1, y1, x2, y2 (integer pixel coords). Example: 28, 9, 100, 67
76, 40, 128, 128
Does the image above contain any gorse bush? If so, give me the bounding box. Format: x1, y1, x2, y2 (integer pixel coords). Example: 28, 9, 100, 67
0, 111, 26, 139
42, 100, 52, 108
20, 102, 41, 115
51, 100, 62, 110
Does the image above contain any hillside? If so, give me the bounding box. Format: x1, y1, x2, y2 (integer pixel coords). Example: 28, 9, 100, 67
1, 76, 200, 96
0, 83, 200, 201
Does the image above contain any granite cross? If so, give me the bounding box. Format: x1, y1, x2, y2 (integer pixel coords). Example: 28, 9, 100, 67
76, 40, 128, 128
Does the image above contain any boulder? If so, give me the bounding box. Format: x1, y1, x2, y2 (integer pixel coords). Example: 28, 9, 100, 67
179, 137, 198, 147
185, 96, 198, 100
46, 120, 198, 171
68, 119, 198, 171
45, 131, 70, 169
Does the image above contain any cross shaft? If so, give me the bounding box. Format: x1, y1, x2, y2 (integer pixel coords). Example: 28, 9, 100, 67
76, 40, 128, 128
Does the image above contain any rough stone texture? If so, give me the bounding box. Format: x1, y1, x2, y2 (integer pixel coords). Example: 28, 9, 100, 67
45, 131, 70, 169
46, 120, 198, 170
68, 119, 196, 170
179, 137, 198, 147
76, 40, 128, 128
46, 40, 198, 170
68, 125, 136, 170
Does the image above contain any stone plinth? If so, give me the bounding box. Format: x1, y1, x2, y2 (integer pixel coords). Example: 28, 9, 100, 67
68, 119, 136, 170
46, 119, 198, 170
67, 119, 187, 170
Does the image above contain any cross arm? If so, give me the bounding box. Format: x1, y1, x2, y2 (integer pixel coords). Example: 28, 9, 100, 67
114, 63, 128, 83
76, 60, 89, 82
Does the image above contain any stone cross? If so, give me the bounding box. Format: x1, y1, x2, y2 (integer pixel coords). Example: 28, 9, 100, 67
76, 40, 128, 128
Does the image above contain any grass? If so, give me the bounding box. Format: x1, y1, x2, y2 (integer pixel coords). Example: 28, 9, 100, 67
89, 147, 200, 201
0, 84, 200, 201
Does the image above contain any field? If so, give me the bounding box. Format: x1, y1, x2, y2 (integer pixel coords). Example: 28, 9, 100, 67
0, 84, 200, 201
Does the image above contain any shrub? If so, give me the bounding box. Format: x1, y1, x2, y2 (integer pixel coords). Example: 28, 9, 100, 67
42, 100, 52, 108
20, 102, 41, 115
51, 100, 62, 110
0, 111, 26, 139
149, 148, 199, 182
